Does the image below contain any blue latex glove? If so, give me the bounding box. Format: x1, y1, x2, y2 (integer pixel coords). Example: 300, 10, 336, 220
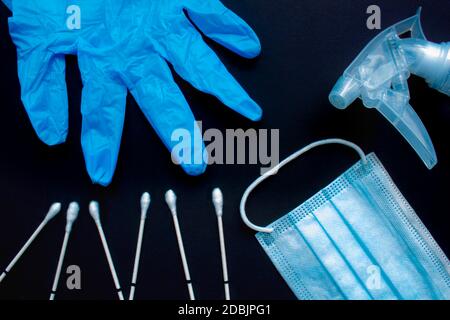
3, 0, 262, 186
78, 0, 262, 185
4, 0, 111, 147
2, 0, 10, 10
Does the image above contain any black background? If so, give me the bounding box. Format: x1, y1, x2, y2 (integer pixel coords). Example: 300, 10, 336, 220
0, 0, 449, 300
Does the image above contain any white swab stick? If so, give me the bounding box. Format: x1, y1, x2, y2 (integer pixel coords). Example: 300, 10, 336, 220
129, 192, 151, 301
0, 203, 62, 284
50, 202, 79, 300
165, 190, 195, 300
89, 201, 124, 300
49, 232, 69, 300
213, 188, 230, 300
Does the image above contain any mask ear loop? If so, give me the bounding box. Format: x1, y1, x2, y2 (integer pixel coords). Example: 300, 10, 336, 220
240, 138, 368, 233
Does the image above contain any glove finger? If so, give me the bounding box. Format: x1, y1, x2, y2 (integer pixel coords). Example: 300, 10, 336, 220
79, 58, 127, 186
17, 49, 69, 145
128, 55, 207, 176
2, 0, 12, 10
162, 26, 262, 121
184, 0, 261, 58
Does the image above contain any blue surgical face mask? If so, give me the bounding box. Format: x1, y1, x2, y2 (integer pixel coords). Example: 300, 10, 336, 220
240, 139, 450, 300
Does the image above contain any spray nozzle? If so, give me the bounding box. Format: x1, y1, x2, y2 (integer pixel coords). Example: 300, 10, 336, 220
329, 76, 361, 109
329, 8, 446, 169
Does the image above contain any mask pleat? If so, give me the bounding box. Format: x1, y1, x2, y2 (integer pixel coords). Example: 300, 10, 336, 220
335, 173, 436, 299
271, 226, 345, 299
256, 153, 450, 300
293, 213, 372, 300
320, 186, 402, 299
354, 170, 442, 299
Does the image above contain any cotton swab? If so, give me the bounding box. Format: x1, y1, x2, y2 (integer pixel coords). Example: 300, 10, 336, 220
0, 203, 62, 284
49, 202, 80, 300
129, 192, 151, 300
212, 188, 230, 300
89, 201, 124, 300
165, 190, 195, 300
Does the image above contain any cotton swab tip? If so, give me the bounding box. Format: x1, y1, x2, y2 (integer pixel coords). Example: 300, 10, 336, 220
89, 201, 100, 222
67, 202, 80, 225
212, 188, 223, 217
45, 203, 62, 221
140, 192, 151, 218
165, 190, 177, 216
